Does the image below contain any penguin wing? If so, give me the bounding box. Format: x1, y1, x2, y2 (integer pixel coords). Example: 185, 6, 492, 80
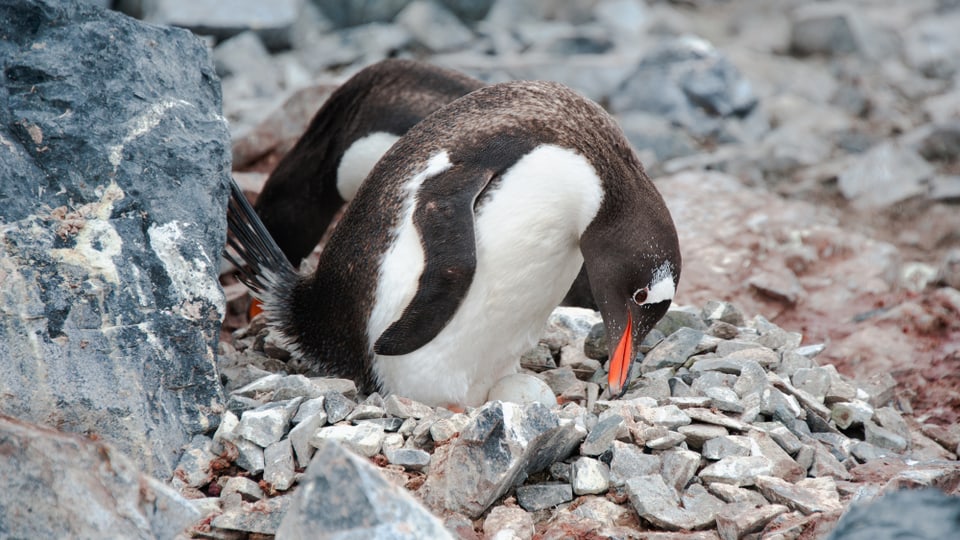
373, 164, 494, 356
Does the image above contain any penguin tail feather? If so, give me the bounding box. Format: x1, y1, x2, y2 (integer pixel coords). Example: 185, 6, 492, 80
224, 177, 299, 316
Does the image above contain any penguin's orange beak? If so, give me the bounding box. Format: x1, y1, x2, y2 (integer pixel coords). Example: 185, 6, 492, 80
607, 310, 633, 397
248, 298, 264, 319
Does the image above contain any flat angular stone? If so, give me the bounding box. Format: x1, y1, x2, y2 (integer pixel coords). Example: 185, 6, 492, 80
832, 400, 874, 429
609, 440, 661, 487
572, 457, 610, 495
873, 407, 910, 441
641, 328, 705, 373
516, 483, 574, 512
430, 413, 471, 442
769, 372, 830, 419
707, 482, 770, 506
384, 447, 431, 471
702, 436, 753, 460
323, 392, 357, 424
755, 475, 842, 515
355, 417, 405, 432
748, 431, 805, 483
420, 401, 584, 518
292, 396, 326, 424
346, 403, 386, 422
277, 440, 452, 539
686, 408, 750, 431
809, 443, 851, 480
678, 423, 730, 449
660, 449, 701, 493
627, 475, 724, 531
173, 434, 216, 488
724, 347, 780, 369
310, 423, 385, 458
791, 368, 831, 401
699, 456, 773, 487
839, 142, 933, 209
213, 495, 289, 536
396, 0, 474, 52
383, 395, 435, 420
571, 495, 636, 528
238, 398, 302, 448
646, 431, 687, 450
701, 300, 746, 326
235, 438, 265, 475
212, 411, 240, 456
716, 501, 789, 540
221, 476, 265, 502
289, 412, 325, 468
704, 386, 745, 413
637, 405, 691, 429
264, 439, 296, 491
580, 414, 624, 456
483, 505, 535, 540
864, 420, 908, 453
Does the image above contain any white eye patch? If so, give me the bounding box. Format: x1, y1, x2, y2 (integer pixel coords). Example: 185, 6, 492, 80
634, 262, 675, 306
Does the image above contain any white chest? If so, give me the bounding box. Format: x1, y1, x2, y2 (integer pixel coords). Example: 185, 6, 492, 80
369, 145, 604, 407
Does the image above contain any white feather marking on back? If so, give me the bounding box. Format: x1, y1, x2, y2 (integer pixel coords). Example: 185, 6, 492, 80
367, 151, 453, 353
336, 132, 401, 201
372, 144, 604, 406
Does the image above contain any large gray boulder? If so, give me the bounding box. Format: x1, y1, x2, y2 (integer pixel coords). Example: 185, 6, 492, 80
0, 0, 228, 479
0, 415, 200, 539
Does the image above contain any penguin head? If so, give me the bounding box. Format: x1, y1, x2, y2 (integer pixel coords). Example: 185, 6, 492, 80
581, 191, 681, 398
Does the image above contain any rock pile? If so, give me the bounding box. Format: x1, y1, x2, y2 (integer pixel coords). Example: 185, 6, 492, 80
180, 302, 959, 538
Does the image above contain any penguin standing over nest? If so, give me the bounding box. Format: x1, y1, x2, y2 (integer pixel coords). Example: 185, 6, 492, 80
227, 77, 681, 408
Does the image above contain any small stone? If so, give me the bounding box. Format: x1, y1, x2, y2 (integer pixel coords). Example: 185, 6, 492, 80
515, 483, 574, 512
212, 495, 290, 536
716, 501, 789, 540
864, 420, 908, 453
310, 378, 358, 399
669, 396, 713, 409
701, 300, 746, 326
571, 495, 635, 528
238, 398, 302, 448
609, 440, 661, 487
292, 396, 326, 424
754, 475, 843, 515
646, 431, 687, 451
583, 322, 608, 360
571, 457, 610, 495
726, 347, 780, 370
384, 447, 431, 472
660, 449, 701, 494
383, 395, 434, 419
686, 408, 750, 431
382, 433, 405, 453
212, 411, 240, 456
355, 417, 405, 432
580, 414, 624, 456
235, 438, 265, 475
702, 436, 753, 460
323, 392, 357, 424
839, 142, 934, 209
540, 307, 602, 353
640, 328, 705, 373
520, 342, 557, 370
831, 400, 874, 429
264, 439, 296, 491
310, 423, 385, 458
707, 483, 769, 506
626, 475, 723, 531
809, 444, 852, 480
289, 412, 325, 468
656, 309, 709, 336
345, 403, 386, 422
678, 424, 730, 449
482, 505, 535, 540
430, 413, 471, 442
791, 368, 831, 401
850, 441, 897, 462
704, 386, 745, 414
748, 431, 806, 483
873, 407, 911, 441
220, 476, 265, 502
699, 456, 773, 487
707, 320, 740, 340
173, 435, 216, 489
636, 405, 691, 429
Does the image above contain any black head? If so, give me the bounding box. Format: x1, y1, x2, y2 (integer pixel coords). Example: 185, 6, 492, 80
580, 168, 681, 397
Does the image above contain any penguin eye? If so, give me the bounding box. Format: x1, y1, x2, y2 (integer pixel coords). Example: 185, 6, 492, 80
632, 287, 649, 305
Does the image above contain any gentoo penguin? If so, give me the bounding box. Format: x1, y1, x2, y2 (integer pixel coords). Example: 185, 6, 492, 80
227, 80, 681, 407
253, 59, 484, 266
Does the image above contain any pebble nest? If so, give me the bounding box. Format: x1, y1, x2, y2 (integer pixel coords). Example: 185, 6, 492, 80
176, 299, 959, 539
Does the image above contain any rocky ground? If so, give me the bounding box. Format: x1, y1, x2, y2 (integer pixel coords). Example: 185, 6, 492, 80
11, 0, 956, 538
158, 0, 960, 538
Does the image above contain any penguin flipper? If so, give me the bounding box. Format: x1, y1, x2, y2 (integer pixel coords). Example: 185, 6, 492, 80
373, 165, 493, 356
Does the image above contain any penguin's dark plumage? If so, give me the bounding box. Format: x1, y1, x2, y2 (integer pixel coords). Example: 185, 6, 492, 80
253, 59, 484, 266
228, 80, 680, 407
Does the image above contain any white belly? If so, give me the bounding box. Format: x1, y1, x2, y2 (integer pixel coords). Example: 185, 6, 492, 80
370, 145, 604, 406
